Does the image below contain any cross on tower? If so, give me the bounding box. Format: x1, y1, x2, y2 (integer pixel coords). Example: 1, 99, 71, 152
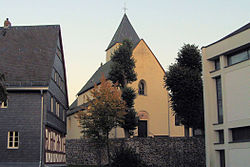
123, 2, 128, 14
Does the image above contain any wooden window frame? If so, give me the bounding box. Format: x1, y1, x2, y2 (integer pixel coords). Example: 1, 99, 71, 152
56, 101, 60, 117
51, 97, 54, 113
7, 131, 19, 149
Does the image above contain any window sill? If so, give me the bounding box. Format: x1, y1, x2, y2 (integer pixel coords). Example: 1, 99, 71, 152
214, 142, 224, 145
210, 69, 220, 73
213, 122, 223, 125
7, 147, 19, 150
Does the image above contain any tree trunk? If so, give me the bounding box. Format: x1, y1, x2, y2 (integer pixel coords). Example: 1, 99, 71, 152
106, 133, 111, 167
124, 128, 130, 138
184, 126, 190, 137
97, 148, 102, 167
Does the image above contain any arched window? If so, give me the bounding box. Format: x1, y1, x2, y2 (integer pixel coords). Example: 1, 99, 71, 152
138, 80, 146, 95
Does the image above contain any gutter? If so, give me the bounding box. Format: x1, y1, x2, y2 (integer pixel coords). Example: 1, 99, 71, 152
39, 90, 44, 167
6, 87, 48, 91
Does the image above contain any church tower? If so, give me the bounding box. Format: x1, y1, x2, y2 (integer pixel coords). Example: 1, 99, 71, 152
105, 14, 140, 62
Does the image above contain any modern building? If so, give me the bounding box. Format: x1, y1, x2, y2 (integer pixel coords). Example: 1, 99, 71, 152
202, 23, 250, 167
67, 14, 191, 139
0, 22, 68, 167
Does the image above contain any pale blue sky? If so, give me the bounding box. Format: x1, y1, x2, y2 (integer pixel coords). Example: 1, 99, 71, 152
1, 0, 249, 104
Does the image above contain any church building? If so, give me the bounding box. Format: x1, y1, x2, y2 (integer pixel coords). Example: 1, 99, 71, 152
67, 14, 190, 139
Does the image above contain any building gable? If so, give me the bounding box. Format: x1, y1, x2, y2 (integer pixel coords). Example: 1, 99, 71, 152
0, 25, 60, 87
133, 39, 166, 75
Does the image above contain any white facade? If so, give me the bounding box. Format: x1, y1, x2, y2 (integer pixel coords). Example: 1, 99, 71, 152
202, 23, 250, 167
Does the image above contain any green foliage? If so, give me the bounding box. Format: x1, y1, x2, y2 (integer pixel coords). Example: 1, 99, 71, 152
109, 40, 138, 137
164, 44, 204, 130
109, 39, 137, 88
0, 73, 7, 103
121, 109, 138, 136
121, 87, 136, 108
176, 44, 202, 72
111, 146, 147, 167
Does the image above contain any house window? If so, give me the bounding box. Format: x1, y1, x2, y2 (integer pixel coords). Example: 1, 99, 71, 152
214, 58, 220, 70
218, 150, 225, 167
215, 77, 223, 124
56, 101, 60, 117
8, 131, 19, 149
227, 49, 249, 66
175, 115, 181, 126
54, 71, 57, 82
51, 97, 54, 112
217, 130, 224, 144
138, 80, 146, 95
63, 110, 65, 122
58, 77, 61, 88
0, 100, 8, 108
231, 126, 250, 142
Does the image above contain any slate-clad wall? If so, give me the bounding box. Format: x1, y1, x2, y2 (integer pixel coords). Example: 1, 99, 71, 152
0, 92, 42, 166
44, 92, 66, 134
46, 49, 68, 134
66, 137, 205, 167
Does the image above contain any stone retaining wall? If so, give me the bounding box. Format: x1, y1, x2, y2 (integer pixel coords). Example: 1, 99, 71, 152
66, 137, 205, 167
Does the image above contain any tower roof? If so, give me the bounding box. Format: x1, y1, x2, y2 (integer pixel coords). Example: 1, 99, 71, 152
106, 14, 140, 51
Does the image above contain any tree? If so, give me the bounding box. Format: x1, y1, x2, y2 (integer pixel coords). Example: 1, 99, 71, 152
0, 73, 7, 103
76, 74, 126, 167
109, 39, 138, 138
164, 44, 204, 132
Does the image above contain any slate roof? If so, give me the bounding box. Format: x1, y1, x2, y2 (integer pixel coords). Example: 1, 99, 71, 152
0, 25, 60, 87
69, 99, 78, 110
67, 100, 88, 116
106, 14, 140, 51
202, 22, 250, 48
77, 61, 113, 95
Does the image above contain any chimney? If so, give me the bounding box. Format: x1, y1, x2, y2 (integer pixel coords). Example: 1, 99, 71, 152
4, 18, 11, 28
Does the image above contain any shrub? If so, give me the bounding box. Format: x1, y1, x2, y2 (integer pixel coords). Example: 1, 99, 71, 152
111, 146, 147, 167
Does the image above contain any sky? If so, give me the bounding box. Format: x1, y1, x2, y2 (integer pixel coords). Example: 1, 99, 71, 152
1, 0, 249, 105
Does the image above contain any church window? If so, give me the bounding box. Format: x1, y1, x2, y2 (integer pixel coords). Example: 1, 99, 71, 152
8, 131, 19, 149
138, 80, 146, 95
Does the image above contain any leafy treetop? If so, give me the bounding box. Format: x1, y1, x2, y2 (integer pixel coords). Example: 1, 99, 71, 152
109, 39, 137, 88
